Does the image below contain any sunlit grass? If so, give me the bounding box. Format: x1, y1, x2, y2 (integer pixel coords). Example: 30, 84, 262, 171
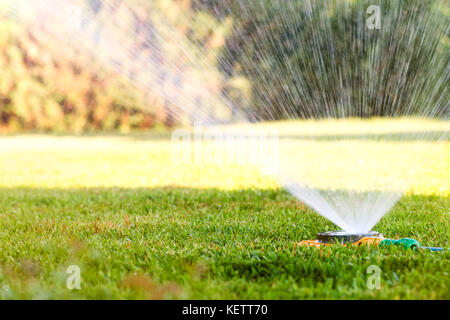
0, 118, 447, 194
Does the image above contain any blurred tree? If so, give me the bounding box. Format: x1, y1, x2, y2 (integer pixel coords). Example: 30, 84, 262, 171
0, 0, 448, 132
0, 0, 234, 131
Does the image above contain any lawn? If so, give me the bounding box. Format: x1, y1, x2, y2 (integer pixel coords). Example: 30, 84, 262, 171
0, 119, 448, 299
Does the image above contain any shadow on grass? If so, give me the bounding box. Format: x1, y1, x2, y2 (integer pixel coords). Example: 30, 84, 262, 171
2, 130, 448, 142
123, 130, 449, 142
273, 130, 449, 142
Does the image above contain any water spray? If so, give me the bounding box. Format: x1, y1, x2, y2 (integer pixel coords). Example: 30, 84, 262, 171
299, 231, 447, 252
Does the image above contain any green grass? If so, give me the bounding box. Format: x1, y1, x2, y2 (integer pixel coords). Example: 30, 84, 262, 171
0, 119, 448, 299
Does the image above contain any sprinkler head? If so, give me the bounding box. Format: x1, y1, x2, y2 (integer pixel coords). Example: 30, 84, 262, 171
317, 230, 383, 244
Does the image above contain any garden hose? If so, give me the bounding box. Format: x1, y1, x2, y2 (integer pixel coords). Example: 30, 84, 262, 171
364, 237, 447, 252
299, 232, 448, 251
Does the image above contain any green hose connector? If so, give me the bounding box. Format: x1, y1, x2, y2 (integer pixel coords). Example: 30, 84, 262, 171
379, 238, 447, 251
379, 238, 421, 250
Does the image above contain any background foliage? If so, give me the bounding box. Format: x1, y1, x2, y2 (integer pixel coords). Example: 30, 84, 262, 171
0, 0, 448, 132
0, 0, 230, 132
0, 6, 155, 132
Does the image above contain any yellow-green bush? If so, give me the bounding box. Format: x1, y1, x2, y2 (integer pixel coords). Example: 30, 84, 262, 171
0, 0, 242, 132
0, 15, 167, 132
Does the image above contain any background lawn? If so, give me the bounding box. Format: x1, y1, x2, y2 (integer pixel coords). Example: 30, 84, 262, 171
0, 119, 448, 299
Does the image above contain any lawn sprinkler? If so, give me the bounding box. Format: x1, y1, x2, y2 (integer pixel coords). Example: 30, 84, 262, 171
299, 230, 447, 251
